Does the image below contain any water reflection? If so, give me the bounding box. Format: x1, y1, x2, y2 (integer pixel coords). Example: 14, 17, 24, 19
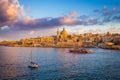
0, 47, 120, 80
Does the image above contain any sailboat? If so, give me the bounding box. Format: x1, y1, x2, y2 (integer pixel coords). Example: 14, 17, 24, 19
28, 48, 38, 68
69, 41, 90, 53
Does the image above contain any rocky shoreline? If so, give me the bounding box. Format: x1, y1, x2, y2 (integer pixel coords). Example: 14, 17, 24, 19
98, 43, 120, 50
1, 43, 120, 50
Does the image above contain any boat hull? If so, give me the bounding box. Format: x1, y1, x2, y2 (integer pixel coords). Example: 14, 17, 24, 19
28, 64, 38, 68
69, 49, 90, 53
28, 62, 38, 68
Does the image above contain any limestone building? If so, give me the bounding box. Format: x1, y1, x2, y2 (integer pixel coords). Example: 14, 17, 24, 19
57, 28, 68, 42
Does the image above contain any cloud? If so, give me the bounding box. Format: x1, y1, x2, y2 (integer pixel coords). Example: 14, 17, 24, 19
112, 15, 120, 21
93, 9, 99, 12
68, 11, 77, 17
1, 26, 9, 30
0, 1, 120, 39
93, 5, 118, 16
78, 15, 89, 20
59, 12, 78, 25
93, 5, 120, 24
10, 13, 100, 31
78, 15, 99, 25
88, 28, 102, 33
101, 6, 117, 16
103, 5, 107, 11
107, 27, 120, 33
103, 16, 111, 22
0, 0, 24, 27
0, 1, 119, 33
28, 31, 35, 35
9, 12, 78, 31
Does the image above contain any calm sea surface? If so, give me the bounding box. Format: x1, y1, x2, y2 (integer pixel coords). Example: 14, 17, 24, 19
0, 47, 120, 80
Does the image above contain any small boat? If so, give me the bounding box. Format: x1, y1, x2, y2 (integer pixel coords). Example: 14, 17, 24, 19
28, 62, 38, 68
28, 48, 38, 68
69, 41, 90, 53
69, 49, 90, 53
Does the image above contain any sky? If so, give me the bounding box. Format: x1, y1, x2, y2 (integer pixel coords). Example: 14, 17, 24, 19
0, 0, 120, 40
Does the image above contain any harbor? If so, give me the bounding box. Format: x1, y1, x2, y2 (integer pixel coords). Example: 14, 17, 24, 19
0, 47, 120, 80
0, 0, 120, 80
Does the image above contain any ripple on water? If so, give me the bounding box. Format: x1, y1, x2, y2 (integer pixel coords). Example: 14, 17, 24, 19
0, 47, 120, 80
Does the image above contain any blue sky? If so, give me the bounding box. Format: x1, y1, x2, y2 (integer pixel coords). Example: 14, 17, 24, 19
19, 0, 119, 17
0, 0, 120, 40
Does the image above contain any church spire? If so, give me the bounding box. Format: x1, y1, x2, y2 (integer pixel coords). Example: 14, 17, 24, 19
57, 28, 60, 40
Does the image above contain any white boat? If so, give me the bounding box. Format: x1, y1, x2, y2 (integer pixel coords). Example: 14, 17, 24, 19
28, 48, 38, 68
28, 62, 38, 68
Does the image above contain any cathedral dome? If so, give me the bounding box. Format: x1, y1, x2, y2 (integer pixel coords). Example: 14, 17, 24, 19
61, 28, 67, 36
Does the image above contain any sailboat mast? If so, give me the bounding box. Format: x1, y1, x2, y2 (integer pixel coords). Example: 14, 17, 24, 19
30, 47, 32, 62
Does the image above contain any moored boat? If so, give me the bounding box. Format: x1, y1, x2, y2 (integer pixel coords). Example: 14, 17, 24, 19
69, 49, 90, 53
69, 41, 90, 53
28, 48, 38, 68
28, 62, 38, 68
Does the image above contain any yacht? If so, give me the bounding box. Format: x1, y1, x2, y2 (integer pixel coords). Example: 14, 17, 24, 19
28, 48, 38, 68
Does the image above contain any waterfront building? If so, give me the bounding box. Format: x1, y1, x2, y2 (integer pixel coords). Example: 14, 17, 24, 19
0, 28, 120, 49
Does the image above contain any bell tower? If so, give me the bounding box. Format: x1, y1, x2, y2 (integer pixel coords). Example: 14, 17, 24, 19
57, 28, 60, 41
